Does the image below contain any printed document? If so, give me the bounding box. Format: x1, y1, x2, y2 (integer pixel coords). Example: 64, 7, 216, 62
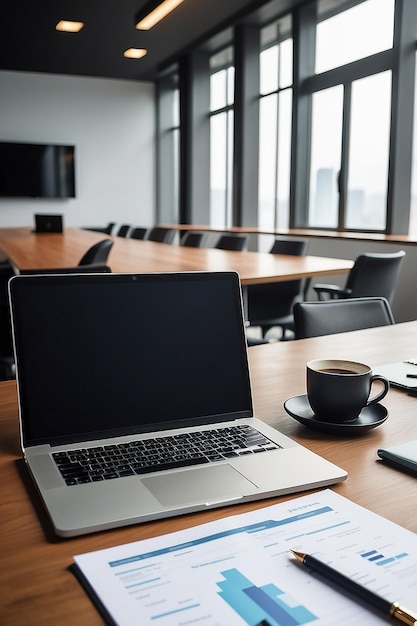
73, 489, 417, 625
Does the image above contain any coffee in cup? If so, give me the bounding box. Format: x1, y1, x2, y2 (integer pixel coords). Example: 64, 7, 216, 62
306, 359, 389, 423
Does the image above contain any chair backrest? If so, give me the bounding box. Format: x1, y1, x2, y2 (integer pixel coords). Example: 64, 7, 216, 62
180, 231, 206, 247
147, 227, 177, 244
83, 222, 115, 234
293, 296, 395, 339
130, 227, 149, 240
20, 264, 112, 274
78, 239, 114, 265
247, 237, 309, 324
345, 251, 405, 303
214, 234, 248, 251
116, 224, 130, 237
269, 237, 309, 256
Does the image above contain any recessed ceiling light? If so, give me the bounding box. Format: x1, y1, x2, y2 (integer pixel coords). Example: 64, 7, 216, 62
135, 0, 184, 30
56, 20, 84, 33
124, 48, 148, 59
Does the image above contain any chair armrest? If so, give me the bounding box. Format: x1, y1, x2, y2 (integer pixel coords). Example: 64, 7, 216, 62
313, 284, 351, 300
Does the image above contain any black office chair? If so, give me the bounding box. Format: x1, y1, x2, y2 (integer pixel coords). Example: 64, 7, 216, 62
83, 222, 115, 235
20, 264, 112, 275
0, 261, 17, 380
130, 227, 149, 240
180, 231, 206, 247
115, 224, 131, 237
313, 250, 405, 304
147, 227, 177, 244
247, 237, 309, 340
214, 234, 248, 251
78, 239, 114, 265
293, 296, 395, 339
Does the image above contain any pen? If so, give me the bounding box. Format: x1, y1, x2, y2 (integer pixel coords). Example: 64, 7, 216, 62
290, 549, 417, 626
406, 374, 417, 379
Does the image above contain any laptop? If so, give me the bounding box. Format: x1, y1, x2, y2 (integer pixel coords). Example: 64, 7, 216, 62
375, 360, 417, 392
9, 271, 347, 538
33, 213, 63, 233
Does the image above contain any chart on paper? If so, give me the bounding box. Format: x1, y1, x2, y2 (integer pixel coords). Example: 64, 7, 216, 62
74, 490, 417, 626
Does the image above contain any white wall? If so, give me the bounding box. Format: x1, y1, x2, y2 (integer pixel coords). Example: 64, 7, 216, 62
0, 71, 155, 229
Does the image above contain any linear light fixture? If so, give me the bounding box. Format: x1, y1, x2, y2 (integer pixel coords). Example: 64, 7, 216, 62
56, 20, 84, 33
135, 0, 184, 30
124, 48, 148, 59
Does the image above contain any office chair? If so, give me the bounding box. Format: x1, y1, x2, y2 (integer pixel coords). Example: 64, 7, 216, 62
83, 222, 115, 234
147, 227, 177, 244
180, 231, 206, 247
293, 296, 395, 339
313, 250, 405, 304
78, 239, 114, 265
115, 224, 130, 237
0, 261, 17, 380
130, 227, 149, 240
214, 234, 248, 251
20, 264, 112, 275
246, 237, 309, 340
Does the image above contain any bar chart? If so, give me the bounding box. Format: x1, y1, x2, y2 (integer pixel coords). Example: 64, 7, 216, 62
217, 568, 317, 626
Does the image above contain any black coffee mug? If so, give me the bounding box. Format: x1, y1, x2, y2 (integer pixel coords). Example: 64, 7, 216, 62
306, 358, 390, 423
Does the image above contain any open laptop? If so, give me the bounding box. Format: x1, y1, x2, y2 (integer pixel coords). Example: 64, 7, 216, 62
9, 271, 347, 538
375, 360, 417, 392
33, 213, 63, 233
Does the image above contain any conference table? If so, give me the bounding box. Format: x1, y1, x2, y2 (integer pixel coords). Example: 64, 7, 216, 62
1, 321, 417, 624
0, 226, 353, 285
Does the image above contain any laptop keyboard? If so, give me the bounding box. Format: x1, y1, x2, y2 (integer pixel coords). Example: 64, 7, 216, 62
52, 424, 281, 486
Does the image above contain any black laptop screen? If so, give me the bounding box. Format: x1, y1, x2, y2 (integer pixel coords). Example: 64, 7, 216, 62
10, 272, 253, 446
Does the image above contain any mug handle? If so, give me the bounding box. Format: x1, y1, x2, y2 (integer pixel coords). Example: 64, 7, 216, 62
366, 375, 390, 407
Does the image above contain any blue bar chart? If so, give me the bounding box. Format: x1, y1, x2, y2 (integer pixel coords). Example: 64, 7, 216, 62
217, 568, 317, 626
360, 548, 409, 567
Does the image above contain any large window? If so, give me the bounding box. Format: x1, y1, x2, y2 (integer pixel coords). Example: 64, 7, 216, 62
209, 48, 234, 226
156, 0, 417, 236
258, 17, 293, 230
156, 70, 180, 224
298, 0, 396, 232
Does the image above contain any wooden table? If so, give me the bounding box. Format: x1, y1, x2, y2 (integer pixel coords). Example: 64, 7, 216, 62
1, 321, 417, 624
0, 227, 353, 285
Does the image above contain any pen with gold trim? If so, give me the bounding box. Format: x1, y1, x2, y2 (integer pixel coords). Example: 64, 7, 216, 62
290, 549, 417, 626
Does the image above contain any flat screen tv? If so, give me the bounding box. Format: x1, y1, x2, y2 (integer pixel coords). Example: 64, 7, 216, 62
0, 142, 75, 198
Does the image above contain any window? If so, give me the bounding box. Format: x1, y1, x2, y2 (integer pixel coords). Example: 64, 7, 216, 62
155, 0, 416, 236
346, 71, 391, 230
157, 70, 180, 224
309, 86, 343, 228
297, 0, 396, 232
316, 0, 395, 73
258, 17, 293, 229
209, 48, 234, 226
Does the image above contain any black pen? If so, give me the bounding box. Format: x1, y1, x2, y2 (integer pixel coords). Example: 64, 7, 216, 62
406, 374, 417, 379
290, 550, 417, 625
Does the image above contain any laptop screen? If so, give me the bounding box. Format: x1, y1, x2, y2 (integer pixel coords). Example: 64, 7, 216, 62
10, 271, 253, 446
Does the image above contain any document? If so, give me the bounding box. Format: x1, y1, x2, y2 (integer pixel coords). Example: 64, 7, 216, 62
73, 489, 417, 626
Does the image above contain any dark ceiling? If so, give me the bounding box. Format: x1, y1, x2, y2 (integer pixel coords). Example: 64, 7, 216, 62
1, 0, 304, 82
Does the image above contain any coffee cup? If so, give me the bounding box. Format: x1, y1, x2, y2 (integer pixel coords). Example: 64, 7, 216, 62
306, 359, 389, 423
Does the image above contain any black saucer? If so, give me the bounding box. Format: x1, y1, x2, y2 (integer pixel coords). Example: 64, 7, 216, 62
284, 395, 388, 435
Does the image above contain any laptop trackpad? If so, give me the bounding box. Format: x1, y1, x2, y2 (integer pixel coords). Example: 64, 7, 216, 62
142, 464, 256, 507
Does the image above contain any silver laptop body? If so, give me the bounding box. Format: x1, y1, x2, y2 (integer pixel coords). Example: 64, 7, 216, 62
9, 271, 346, 537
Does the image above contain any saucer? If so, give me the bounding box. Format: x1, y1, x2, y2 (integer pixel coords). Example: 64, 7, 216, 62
284, 395, 388, 435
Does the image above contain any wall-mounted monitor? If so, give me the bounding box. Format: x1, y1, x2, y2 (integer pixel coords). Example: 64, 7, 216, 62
0, 142, 76, 198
